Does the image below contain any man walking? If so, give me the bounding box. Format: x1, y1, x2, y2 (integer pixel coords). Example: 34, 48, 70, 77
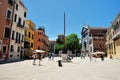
38, 53, 42, 65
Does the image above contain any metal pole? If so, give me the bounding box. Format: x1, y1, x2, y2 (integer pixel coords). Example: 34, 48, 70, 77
64, 12, 66, 52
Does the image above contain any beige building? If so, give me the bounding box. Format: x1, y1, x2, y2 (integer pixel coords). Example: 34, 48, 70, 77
112, 12, 120, 58
106, 27, 116, 58
9, 0, 27, 60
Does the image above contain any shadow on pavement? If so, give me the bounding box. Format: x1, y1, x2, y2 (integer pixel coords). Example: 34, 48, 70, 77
0, 59, 25, 65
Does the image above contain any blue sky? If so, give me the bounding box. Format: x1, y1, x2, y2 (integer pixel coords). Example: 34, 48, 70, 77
22, 0, 120, 40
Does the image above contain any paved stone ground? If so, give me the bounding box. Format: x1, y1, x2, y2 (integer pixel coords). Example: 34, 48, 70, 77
0, 57, 120, 80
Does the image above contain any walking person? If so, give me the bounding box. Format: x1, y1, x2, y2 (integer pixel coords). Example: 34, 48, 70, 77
80, 52, 84, 59
32, 53, 37, 65
110, 54, 113, 60
38, 53, 42, 66
94, 54, 97, 62
48, 53, 52, 60
88, 53, 92, 61
101, 54, 104, 61
52, 53, 54, 60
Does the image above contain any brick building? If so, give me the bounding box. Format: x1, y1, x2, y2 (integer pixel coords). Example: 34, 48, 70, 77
34, 27, 49, 54
0, 0, 14, 61
81, 25, 107, 56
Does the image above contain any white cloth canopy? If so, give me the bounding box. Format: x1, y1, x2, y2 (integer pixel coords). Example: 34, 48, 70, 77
33, 50, 45, 53
92, 52, 105, 54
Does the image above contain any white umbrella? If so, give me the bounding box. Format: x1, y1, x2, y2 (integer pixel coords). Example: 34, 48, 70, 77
33, 50, 45, 53
94, 51, 105, 54
91, 52, 96, 55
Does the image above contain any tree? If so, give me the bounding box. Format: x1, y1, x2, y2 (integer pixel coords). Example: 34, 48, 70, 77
55, 33, 82, 54
55, 39, 64, 54
66, 33, 81, 54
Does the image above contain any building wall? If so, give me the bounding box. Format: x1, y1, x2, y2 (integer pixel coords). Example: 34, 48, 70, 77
0, 0, 14, 61
93, 37, 106, 52
9, 0, 27, 60
26, 20, 35, 51
90, 28, 107, 54
34, 29, 49, 54
44, 35, 49, 53
24, 20, 35, 58
112, 13, 120, 58
34, 30, 44, 50
81, 26, 107, 56
115, 38, 120, 58
81, 26, 90, 54
106, 27, 116, 58
49, 41, 56, 53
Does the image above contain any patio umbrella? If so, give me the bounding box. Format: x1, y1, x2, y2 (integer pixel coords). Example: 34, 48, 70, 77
94, 51, 105, 54
33, 49, 45, 53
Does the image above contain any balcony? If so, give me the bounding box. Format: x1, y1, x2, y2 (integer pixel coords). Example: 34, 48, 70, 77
24, 41, 30, 49
17, 23, 24, 28
112, 32, 120, 40
24, 44, 30, 49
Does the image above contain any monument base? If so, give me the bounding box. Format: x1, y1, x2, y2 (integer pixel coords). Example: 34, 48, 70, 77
61, 54, 72, 62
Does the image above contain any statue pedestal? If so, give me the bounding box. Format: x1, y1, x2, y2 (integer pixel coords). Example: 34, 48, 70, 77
61, 54, 71, 62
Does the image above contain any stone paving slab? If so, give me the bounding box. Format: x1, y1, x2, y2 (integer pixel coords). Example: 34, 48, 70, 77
0, 57, 120, 80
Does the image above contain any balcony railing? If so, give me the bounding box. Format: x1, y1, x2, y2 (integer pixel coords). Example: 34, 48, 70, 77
112, 32, 120, 40
24, 44, 30, 49
17, 23, 24, 28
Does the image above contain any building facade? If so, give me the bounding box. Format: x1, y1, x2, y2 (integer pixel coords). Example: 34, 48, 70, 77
0, 0, 14, 61
9, 0, 27, 60
112, 12, 120, 58
81, 26, 90, 55
49, 40, 56, 53
106, 27, 116, 58
81, 25, 107, 56
34, 27, 49, 54
24, 20, 35, 59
